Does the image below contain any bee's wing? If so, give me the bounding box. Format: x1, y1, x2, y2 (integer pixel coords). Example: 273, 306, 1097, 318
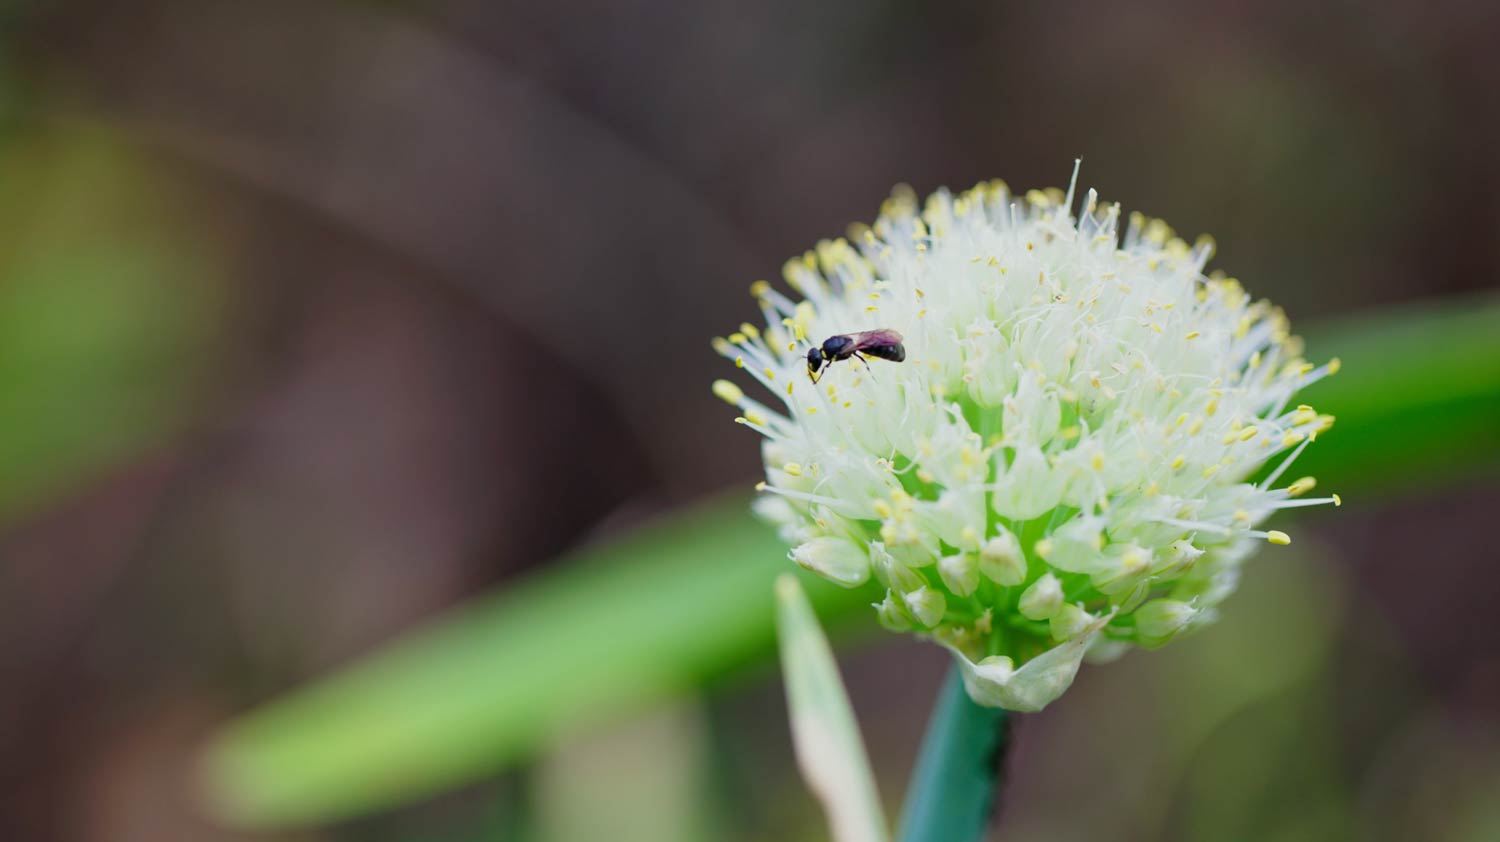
850, 328, 904, 347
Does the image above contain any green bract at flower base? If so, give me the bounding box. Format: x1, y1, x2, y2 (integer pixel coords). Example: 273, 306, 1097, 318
713, 162, 1341, 712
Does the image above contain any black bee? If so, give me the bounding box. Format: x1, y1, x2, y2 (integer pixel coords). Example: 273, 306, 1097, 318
806, 329, 906, 383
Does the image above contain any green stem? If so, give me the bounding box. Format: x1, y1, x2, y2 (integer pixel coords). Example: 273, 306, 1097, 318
897, 665, 1012, 842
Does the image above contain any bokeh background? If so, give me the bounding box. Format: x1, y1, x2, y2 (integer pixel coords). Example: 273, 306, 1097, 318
2, 1, 1498, 840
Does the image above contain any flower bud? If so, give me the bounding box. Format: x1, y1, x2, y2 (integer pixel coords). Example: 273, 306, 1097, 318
1134, 599, 1199, 647
978, 530, 1026, 586
937, 553, 980, 597
1050, 602, 1093, 641
924, 491, 985, 550
991, 445, 1064, 520
869, 542, 925, 592
874, 590, 912, 631
1018, 572, 1064, 620
972, 654, 1015, 682
1092, 542, 1152, 596
790, 537, 869, 587
1037, 515, 1107, 574
903, 586, 947, 628
1153, 539, 1205, 576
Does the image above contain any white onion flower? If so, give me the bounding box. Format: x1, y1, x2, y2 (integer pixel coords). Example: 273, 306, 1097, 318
713, 163, 1341, 711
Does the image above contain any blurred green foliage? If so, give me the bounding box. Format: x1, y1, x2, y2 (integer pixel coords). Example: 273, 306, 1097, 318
0, 124, 226, 522
1292, 296, 1500, 491
202, 295, 1500, 828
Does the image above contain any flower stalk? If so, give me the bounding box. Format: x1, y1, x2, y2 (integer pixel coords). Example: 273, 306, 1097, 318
898, 666, 1011, 842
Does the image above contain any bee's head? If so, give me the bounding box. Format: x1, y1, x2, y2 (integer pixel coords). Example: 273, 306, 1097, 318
806, 346, 824, 375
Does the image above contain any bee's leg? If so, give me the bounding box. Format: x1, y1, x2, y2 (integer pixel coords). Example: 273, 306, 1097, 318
853, 352, 877, 380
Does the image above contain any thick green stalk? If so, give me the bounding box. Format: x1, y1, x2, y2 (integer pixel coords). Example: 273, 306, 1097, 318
898, 666, 1012, 842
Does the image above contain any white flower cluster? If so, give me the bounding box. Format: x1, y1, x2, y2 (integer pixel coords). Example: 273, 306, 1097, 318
713, 164, 1340, 711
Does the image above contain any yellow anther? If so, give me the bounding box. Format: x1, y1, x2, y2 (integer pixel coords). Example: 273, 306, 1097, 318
1202, 464, 1221, 478
1034, 538, 1054, 558
1170, 455, 1186, 470
1233, 509, 1251, 523
749, 280, 771, 298
754, 481, 768, 491
1239, 426, 1259, 442
782, 462, 803, 477
1267, 531, 1291, 545
1293, 407, 1318, 425
728, 332, 747, 345
1204, 398, 1219, 416
1187, 418, 1204, 436
1145, 481, 1161, 497
1249, 350, 1262, 369
763, 367, 777, 381
1281, 430, 1304, 447
916, 469, 936, 484
873, 500, 893, 519
1091, 453, 1105, 471
1332, 493, 1343, 507
711, 380, 744, 405
744, 410, 767, 427
1185, 331, 1201, 340
735, 356, 745, 369
786, 382, 794, 395
740, 323, 760, 340
805, 406, 818, 415
711, 337, 732, 355
1287, 476, 1316, 496
1327, 357, 1342, 375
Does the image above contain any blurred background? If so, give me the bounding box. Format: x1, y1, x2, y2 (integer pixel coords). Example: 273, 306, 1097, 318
1, 0, 1498, 839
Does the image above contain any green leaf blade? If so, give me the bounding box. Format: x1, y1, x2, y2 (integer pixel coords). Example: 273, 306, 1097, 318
776, 575, 890, 842
206, 500, 867, 826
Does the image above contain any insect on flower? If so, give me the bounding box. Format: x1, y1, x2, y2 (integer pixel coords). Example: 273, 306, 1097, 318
806, 329, 906, 383
712, 163, 1344, 712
